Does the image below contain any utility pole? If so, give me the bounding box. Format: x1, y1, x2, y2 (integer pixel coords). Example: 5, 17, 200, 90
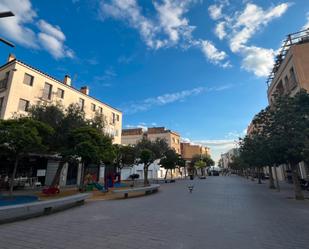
0, 11, 15, 47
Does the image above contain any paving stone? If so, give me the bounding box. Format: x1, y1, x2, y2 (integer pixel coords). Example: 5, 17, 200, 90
0, 176, 309, 249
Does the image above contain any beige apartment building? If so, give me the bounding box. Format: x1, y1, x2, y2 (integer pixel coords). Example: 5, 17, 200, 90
180, 142, 210, 161
121, 127, 181, 153
265, 29, 309, 181
0, 54, 122, 144
267, 29, 309, 103
121, 127, 181, 180
0, 54, 122, 188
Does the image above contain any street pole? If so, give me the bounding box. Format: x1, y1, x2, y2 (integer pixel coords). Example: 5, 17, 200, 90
0, 11, 15, 47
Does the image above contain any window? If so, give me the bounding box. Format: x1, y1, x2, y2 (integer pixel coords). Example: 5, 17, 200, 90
112, 113, 116, 124
290, 67, 297, 89
57, 88, 64, 99
91, 103, 96, 112
18, 98, 30, 111
23, 73, 34, 86
0, 97, 4, 114
115, 129, 119, 137
116, 114, 120, 121
43, 82, 53, 100
79, 98, 85, 111
99, 107, 103, 114
0, 72, 9, 89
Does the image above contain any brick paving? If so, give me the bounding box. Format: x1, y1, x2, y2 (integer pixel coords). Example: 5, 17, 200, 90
0, 176, 309, 249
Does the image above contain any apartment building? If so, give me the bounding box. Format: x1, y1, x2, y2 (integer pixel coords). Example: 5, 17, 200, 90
180, 142, 210, 161
0, 54, 122, 144
121, 127, 181, 154
121, 127, 181, 180
0, 54, 122, 188
220, 148, 239, 169
267, 29, 309, 103
265, 29, 309, 180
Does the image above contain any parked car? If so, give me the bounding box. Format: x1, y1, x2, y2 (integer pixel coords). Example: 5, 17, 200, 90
212, 171, 219, 176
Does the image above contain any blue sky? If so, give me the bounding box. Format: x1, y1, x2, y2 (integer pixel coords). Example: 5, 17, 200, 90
0, 0, 309, 162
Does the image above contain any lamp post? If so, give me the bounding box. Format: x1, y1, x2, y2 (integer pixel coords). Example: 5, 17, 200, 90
0, 11, 15, 47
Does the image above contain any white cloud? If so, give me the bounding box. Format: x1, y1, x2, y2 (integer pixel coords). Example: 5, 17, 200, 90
208, 4, 223, 20
303, 12, 309, 30
99, 0, 161, 48
215, 21, 226, 40
241, 46, 275, 77
210, 2, 290, 77
154, 0, 195, 45
0, 0, 74, 59
99, 0, 230, 67
0, 0, 37, 48
199, 40, 227, 65
37, 20, 74, 59
230, 3, 290, 53
121, 85, 232, 114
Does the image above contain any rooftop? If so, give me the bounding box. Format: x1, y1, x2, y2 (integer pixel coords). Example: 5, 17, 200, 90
0, 57, 121, 113
266, 28, 309, 88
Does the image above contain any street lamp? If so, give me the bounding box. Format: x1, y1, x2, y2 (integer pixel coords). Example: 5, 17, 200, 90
0, 11, 15, 47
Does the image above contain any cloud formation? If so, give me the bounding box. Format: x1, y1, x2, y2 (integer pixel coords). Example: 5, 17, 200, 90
0, 0, 74, 59
211, 2, 290, 77
99, 0, 230, 66
121, 84, 232, 114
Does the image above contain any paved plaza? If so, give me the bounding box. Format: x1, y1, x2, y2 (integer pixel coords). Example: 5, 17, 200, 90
1, 176, 309, 249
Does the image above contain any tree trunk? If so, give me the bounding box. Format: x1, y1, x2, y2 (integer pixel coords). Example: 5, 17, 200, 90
9, 157, 19, 196
79, 162, 85, 191
164, 169, 168, 180
273, 165, 280, 192
51, 160, 66, 187
143, 165, 149, 186
184, 166, 187, 179
171, 169, 173, 179
258, 168, 262, 184
268, 165, 275, 189
291, 163, 304, 200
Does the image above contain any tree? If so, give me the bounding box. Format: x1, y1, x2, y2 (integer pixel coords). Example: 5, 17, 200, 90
29, 103, 108, 188
69, 127, 115, 189
269, 90, 309, 199
0, 118, 53, 195
113, 144, 136, 172
194, 160, 206, 176
176, 156, 187, 178
135, 138, 169, 186
160, 149, 179, 179
239, 135, 265, 184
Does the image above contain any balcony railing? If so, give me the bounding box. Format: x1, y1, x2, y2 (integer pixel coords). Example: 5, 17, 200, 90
266, 28, 309, 88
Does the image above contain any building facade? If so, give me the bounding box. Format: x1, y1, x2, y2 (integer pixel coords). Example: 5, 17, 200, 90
121, 127, 181, 153
267, 29, 309, 103
121, 127, 181, 180
266, 30, 309, 180
220, 148, 239, 169
0, 54, 122, 144
180, 142, 210, 161
0, 54, 122, 188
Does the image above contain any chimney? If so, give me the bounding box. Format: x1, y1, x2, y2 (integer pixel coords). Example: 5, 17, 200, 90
7, 53, 16, 62
80, 86, 89, 95
63, 75, 71, 86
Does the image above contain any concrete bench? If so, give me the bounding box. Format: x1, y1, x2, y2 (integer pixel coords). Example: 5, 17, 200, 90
0, 193, 90, 224
112, 184, 160, 198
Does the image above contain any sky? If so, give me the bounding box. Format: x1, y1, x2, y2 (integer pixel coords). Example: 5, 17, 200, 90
0, 0, 309, 162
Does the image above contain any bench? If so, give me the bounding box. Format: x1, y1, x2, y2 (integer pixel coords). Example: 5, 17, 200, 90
0, 193, 91, 224
112, 184, 160, 198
